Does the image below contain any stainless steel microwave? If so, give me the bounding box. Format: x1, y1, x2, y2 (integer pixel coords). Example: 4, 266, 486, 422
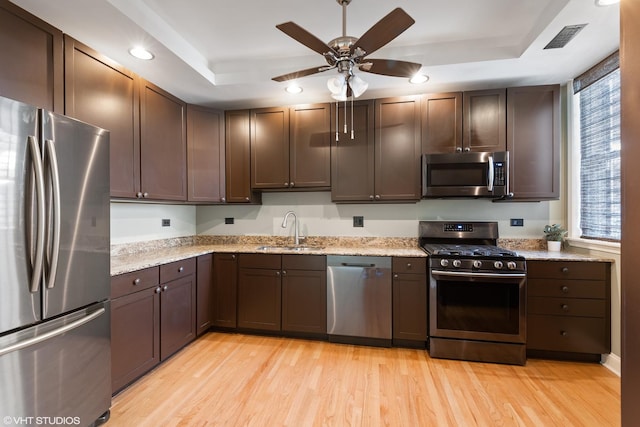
422, 151, 509, 198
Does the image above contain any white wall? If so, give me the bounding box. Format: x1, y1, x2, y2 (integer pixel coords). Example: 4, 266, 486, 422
110, 202, 196, 245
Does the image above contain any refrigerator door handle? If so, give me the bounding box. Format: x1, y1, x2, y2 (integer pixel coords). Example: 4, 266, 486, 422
28, 136, 46, 293
0, 307, 105, 357
44, 139, 61, 289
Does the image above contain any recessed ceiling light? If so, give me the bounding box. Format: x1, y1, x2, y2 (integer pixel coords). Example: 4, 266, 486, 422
285, 84, 303, 94
409, 74, 429, 84
129, 47, 154, 60
595, 0, 619, 6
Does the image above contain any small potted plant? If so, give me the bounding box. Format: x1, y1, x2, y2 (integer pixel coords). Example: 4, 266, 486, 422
543, 224, 567, 251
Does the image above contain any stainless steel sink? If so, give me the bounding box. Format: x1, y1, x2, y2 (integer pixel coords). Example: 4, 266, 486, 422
255, 245, 324, 252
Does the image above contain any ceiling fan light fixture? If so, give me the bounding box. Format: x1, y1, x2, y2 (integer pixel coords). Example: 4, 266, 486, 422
328, 74, 346, 95
285, 84, 303, 94
330, 82, 348, 101
349, 74, 368, 98
409, 73, 429, 84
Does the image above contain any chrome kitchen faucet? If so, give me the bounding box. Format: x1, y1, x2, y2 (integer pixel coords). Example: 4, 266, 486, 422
282, 211, 303, 246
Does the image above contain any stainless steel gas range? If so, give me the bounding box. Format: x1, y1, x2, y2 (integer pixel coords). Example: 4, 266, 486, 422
419, 221, 527, 365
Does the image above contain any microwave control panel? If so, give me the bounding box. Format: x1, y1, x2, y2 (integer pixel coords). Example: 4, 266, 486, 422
494, 162, 506, 186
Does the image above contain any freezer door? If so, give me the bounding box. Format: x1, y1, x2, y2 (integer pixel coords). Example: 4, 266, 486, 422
0, 302, 111, 425
41, 111, 110, 318
0, 97, 41, 334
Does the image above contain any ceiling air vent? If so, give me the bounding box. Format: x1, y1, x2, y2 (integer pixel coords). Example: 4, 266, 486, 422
544, 24, 588, 49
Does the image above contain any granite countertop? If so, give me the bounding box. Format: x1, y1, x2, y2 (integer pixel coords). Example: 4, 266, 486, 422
110, 236, 615, 276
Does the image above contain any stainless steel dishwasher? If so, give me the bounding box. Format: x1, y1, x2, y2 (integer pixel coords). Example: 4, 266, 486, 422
327, 255, 392, 346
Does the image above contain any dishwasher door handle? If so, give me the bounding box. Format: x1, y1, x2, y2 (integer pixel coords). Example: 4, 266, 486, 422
341, 263, 376, 268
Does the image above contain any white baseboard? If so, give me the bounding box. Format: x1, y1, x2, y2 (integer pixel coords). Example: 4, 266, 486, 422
602, 353, 621, 376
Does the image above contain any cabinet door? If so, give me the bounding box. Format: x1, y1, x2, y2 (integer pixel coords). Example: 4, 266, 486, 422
331, 100, 375, 202
392, 273, 427, 342
238, 268, 281, 331
187, 105, 225, 202
225, 110, 254, 203
212, 253, 238, 328
251, 106, 290, 189
196, 254, 214, 336
160, 274, 196, 360
64, 36, 140, 199
507, 85, 560, 200
282, 269, 326, 335
0, 2, 63, 112
289, 103, 331, 188
111, 286, 160, 393
422, 92, 463, 154
374, 96, 422, 201
463, 89, 506, 152
140, 79, 187, 201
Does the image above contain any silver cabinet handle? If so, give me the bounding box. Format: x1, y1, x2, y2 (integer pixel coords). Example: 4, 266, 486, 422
136, 192, 143, 198
133, 278, 141, 285
0, 308, 105, 357
464, 147, 471, 152
375, 195, 381, 200
28, 136, 45, 294
487, 155, 495, 192
245, 197, 250, 201
290, 182, 294, 187
163, 285, 168, 291
178, 266, 184, 273
221, 197, 226, 202
155, 287, 162, 294
369, 195, 374, 200
284, 182, 289, 187
44, 139, 61, 289
456, 147, 462, 153
143, 192, 149, 198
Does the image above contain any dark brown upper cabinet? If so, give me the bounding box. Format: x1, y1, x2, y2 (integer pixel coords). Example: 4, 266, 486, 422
139, 79, 187, 201
374, 96, 422, 202
225, 110, 260, 203
250, 104, 331, 191
0, 1, 63, 113
187, 105, 225, 203
64, 36, 140, 199
463, 88, 507, 152
506, 85, 560, 200
421, 92, 463, 154
288, 103, 331, 189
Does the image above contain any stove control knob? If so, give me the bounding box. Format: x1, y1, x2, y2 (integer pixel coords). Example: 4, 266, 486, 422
494, 261, 504, 269
507, 261, 517, 270
440, 259, 449, 268
473, 260, 483, 269
452, 259, 462, 268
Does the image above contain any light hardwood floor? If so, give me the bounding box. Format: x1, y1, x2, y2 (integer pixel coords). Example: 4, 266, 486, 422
109, 333, 620, 426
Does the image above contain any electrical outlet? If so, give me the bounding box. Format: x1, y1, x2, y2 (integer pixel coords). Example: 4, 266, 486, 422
225, 217, 234, 225
353, 216, 364, 227
162, 219, 171, 227
510, 218, 524, 227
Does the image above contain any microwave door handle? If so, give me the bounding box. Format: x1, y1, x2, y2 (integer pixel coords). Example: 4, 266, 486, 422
487, 155, 494, 192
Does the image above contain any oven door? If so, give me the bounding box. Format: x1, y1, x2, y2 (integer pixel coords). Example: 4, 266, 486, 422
429, 269, 526, 343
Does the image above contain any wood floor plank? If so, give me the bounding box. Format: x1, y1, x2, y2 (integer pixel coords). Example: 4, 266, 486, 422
109, 333, 620, 426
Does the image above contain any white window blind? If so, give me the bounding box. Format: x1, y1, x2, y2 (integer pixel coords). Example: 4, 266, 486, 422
576, 67, 621, 242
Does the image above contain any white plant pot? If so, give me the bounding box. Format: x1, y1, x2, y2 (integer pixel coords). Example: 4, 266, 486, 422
547, 241, 562, 252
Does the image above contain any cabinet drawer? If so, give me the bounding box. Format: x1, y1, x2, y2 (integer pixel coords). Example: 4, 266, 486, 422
392, 257, 427, 274
527, 261, 607, 280
111, 267, 159, 299
527, 315, 609, 354
282, 254, 326, 271
160, 257, 196, 283
239, 253, 281, 269
527, 278, 605, 299
528, 297, 606, 317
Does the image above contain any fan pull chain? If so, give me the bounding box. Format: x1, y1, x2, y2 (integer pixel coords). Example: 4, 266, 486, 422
351, 96, 354, 140
335, 100, 339, 142
343, 99, 347, 134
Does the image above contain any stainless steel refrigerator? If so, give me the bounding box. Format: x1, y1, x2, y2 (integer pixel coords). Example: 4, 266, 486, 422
0, 96, 111, 425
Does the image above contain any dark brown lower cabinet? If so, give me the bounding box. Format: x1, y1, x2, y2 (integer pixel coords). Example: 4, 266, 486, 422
159, 272, 197, 361
238, 254, 282, 331
212, 253, 238, 329
392, 257, 427, 347
196, 254, 213, 336
110, 268, 160, 394
281, 255, 327, 336
526, 260, 611, 361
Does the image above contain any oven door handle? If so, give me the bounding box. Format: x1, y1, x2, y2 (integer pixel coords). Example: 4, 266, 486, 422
431, 270, 526, 280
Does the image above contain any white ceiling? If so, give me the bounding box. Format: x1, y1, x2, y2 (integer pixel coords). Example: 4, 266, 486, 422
11, 0, 619, 110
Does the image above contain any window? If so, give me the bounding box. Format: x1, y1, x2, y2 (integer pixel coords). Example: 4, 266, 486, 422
573, 53, 621, 242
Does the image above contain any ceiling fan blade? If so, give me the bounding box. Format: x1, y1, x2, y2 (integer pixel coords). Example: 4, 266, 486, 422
354, 8, 415, 57
276, 22, 336, 56
272, 65, 332, 82
359, 59, 422, 78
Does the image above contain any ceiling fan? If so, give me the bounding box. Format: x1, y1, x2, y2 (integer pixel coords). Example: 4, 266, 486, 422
272, 0, 423, 100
